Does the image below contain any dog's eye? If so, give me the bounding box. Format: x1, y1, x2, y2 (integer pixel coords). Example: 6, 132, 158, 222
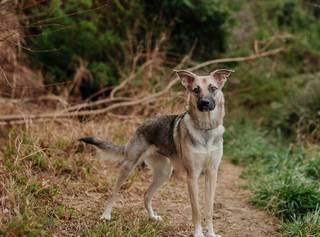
208, 85, 218, 93
193, 86, 200, 95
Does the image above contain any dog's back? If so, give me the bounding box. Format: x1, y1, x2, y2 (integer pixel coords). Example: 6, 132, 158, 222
80, 114, 181, 158
136, 115, 179, 157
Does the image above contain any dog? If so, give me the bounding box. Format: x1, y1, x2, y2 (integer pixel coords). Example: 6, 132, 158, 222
80, 69, 233, 237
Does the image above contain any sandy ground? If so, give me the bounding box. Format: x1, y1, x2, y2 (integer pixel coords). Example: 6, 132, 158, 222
58, 158, 279, 237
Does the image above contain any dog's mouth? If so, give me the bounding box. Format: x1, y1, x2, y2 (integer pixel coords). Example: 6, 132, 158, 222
197, 105, 215, 112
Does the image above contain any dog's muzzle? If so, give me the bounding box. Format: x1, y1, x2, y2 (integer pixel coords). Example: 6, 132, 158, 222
197, 98, 215, 112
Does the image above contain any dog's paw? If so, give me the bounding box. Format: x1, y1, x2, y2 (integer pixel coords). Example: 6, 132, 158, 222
194, 226, 205, 237
149, 214, 163, 221
100, 212, 111, 221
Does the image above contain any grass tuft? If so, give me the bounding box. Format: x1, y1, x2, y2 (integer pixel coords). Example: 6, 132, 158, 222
0, 214, 49, 237
282, 209, 320, 237
304, 156, 320, 180
251, 174, 320, 221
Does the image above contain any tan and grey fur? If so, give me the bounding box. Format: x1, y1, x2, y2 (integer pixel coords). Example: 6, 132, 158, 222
80, 69, 234, 237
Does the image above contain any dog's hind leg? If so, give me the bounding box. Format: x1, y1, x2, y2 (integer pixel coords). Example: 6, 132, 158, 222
100, 158, 137, 220
100, 135, 149, 220
144, 154, 173, 221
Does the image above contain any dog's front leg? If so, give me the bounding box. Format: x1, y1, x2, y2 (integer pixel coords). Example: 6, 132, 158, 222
187, 172, 204, 237
205, 168, 220, 237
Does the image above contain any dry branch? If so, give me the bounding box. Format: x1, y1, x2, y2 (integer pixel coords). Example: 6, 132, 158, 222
186, 47, 285, 72
61, 96, 131, 113
0, 48, 285, 124
110, 60, 153, 98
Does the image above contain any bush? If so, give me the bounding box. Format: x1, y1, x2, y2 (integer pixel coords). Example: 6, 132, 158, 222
271, 76, 320, 143
224, 0, 320, 143
25, 0, 230, 97
27, 0, 124, 87
159, 0, 229, 60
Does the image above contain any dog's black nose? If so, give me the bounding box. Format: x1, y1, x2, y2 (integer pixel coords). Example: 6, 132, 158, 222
200, 99, 210, 107
197, 98, 215, 112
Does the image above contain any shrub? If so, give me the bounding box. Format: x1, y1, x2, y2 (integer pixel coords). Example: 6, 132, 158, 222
271, 77, 320, 143
159, 0, 229, 60
224, 0, 320, 142
25, 0, 230, 97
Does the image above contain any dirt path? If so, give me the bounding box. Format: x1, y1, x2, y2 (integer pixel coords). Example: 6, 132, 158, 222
207, 161, 279, 237
60, 160, 279, 237
144, 160, 279, 237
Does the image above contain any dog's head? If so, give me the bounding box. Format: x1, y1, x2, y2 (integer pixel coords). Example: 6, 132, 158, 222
175, 69, 234, 112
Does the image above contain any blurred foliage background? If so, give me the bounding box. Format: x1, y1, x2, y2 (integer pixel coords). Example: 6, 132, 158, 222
1, 1, 320, 236
19, 0, 320, 143
24, 0, 230, 99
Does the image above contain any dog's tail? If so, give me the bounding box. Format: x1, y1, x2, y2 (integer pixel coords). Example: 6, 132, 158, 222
79, 137, 125, 154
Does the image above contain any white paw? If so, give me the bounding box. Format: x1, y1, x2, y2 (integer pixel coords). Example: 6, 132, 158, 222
100, 212, 111, 220
194, 226, 205, 237
150, 214, 163, 221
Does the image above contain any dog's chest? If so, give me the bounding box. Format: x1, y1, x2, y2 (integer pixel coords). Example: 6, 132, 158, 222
186, 125, 224, 168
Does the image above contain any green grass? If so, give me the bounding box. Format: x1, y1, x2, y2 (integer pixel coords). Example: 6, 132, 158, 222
282, 209, 320, 237
304, 155, 320, 181
0, 213, 50, 237
53, 205, 79, 220
224, 120, 274, 165
225, 120, 320, 236
251, 174, 320, 220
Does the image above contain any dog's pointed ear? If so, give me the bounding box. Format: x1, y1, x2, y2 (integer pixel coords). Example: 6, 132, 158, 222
210, 69, 234, 88
174, 70, 197, 89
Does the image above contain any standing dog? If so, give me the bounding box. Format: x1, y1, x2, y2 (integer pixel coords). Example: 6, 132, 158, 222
80, 69, 233, 237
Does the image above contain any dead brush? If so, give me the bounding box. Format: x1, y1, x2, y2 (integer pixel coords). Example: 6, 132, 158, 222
110, 23, 171, 100
0, 1, 43, 98
0, 44, 283, 125
68, 58, 93, 99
